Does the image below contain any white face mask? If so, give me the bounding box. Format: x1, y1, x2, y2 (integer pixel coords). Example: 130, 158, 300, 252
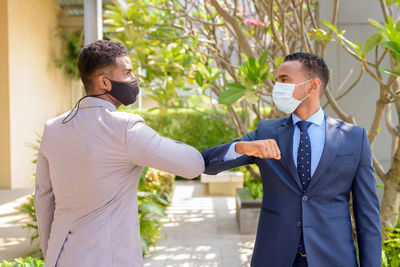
272, 79, 313, 114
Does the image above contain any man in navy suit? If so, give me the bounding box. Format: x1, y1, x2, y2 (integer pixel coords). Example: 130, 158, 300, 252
202, 52, 382, 267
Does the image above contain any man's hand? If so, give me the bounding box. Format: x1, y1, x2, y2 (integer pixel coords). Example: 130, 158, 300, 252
235, 140, 281, 160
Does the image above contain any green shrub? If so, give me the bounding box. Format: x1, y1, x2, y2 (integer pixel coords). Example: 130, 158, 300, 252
242, 168, 263, 200
0, 257, 44, 267
382, 228, 400, 267
139, 167, 175, 203
138, 167, 175, 255
119, 107, 238, 152
16, 194, 42, 258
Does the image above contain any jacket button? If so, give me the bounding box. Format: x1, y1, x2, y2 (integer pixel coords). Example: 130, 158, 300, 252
297, 221, 302, 227
302, 195, 308, 201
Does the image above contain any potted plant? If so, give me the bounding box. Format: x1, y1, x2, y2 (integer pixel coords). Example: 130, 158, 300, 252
236, 174, 262, 235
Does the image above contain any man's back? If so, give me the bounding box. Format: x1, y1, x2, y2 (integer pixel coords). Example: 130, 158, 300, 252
35, 97, 204, 267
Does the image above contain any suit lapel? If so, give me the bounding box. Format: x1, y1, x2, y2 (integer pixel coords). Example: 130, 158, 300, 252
276, 116, 303, 191
307, 115, 342, 191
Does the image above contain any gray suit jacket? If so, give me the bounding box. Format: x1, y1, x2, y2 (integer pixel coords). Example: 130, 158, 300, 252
35, 97, 205, 267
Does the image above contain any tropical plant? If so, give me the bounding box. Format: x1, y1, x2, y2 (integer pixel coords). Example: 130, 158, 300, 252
0, 257, 44, 267
16, 194, 41, 258
56, 29, 84, 80
244, 180, 263, 200
104, 0, 201, 111
139, 167, 175, 203
137, 167, 174, 254
382, 228, 400, 267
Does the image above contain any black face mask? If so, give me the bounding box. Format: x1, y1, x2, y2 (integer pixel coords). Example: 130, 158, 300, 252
106, 77, 140, 106
61, 78, 140, 124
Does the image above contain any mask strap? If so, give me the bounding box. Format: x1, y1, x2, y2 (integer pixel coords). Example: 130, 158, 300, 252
61, 92, 109, 124
296, 78, 314, 87
300, 93, 311, 102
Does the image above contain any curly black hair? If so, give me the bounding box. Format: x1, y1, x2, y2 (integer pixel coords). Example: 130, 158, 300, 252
78, 40, 129, 91
284, 52, 329, 91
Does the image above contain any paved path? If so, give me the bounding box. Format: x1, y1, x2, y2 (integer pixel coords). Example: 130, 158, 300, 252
143, 181, 255, 267
0, 188, 36, 261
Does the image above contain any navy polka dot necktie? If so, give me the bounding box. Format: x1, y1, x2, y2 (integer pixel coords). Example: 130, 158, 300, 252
296, 120, 312, 255
296, 121, 312, 192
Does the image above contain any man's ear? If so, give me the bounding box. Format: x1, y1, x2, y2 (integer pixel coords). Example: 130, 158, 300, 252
98, 75, 112, 92
310, 77, 321, 95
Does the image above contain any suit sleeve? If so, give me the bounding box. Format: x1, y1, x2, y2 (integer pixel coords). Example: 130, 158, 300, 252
201, 122, 260, 175
34, 127, 55, 258
352, 128, 382, 267
125, 119, 205, 179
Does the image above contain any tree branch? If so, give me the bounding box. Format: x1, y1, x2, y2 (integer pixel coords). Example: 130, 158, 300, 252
325, 86, 356, 124
209, 0, 255, 57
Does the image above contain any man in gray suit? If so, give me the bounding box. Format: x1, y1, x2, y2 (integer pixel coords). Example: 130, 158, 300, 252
35, 40, 205, 267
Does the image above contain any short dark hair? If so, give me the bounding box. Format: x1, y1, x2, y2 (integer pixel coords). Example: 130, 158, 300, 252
284, 52, 329, 91
78, 40, 129, 91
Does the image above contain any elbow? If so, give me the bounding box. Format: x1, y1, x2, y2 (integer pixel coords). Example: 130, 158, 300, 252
180, 153, 205, 179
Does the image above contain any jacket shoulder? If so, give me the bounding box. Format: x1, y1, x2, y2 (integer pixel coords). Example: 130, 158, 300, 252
110, 111, 145, 124
328, 116, 365, 136
257, 116, 290, 129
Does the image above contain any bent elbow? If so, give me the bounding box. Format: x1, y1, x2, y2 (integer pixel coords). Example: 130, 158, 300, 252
180, 152, 205, 179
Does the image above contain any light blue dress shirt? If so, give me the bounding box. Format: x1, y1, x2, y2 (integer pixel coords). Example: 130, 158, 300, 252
224, 108, 326, 177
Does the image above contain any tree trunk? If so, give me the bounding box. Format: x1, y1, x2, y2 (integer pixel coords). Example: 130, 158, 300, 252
381, 174, 400, 236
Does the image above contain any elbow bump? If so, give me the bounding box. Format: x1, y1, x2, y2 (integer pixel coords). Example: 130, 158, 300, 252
181, 158, 205, 179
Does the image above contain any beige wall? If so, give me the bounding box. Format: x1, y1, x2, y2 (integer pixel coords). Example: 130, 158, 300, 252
3, 0, 80, 188
0, 0, 11, 188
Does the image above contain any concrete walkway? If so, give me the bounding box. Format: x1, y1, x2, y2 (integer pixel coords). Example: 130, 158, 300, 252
143, 181, 255, 267
0, 188, 36, 261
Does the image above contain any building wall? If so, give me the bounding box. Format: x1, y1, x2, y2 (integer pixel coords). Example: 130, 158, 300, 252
0, 0, 11, 188
5, 0, 79, 188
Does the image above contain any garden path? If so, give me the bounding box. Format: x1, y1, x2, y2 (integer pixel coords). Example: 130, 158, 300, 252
143, 180, 255, 267
0, 189, 36, 261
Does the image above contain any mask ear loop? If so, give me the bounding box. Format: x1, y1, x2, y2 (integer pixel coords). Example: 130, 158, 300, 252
297, 78, 314, 101
61, 92, 109, 124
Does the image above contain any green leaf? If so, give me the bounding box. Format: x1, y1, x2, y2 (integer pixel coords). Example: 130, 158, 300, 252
244, 91, 258, 104
365, 33, 382, 54
258, 50, 269, 65
380, 67, 400, 76
183, 56, 194, 67
218, 83, 246, 105
368, 18, 386, 33
225, 82, 246, 91
245, 57, 260, 83
384, 41, 400, 54
195, 72, 204, 87
274, 56, 284, 67
139, 202, 166, 217
321, 20, 338, 34
339, 35, 364, 57
309, 28, 333, 43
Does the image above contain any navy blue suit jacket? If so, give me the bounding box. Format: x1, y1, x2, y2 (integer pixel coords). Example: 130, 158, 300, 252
202, 115, 382, 267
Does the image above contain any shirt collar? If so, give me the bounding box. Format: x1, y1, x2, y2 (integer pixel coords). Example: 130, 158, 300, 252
79, 97, 117, 111
292, 107, 325, 126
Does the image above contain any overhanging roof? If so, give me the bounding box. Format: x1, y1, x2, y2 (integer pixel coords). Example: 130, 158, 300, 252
57, 0, 114, 27
58, 0, 114, 16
